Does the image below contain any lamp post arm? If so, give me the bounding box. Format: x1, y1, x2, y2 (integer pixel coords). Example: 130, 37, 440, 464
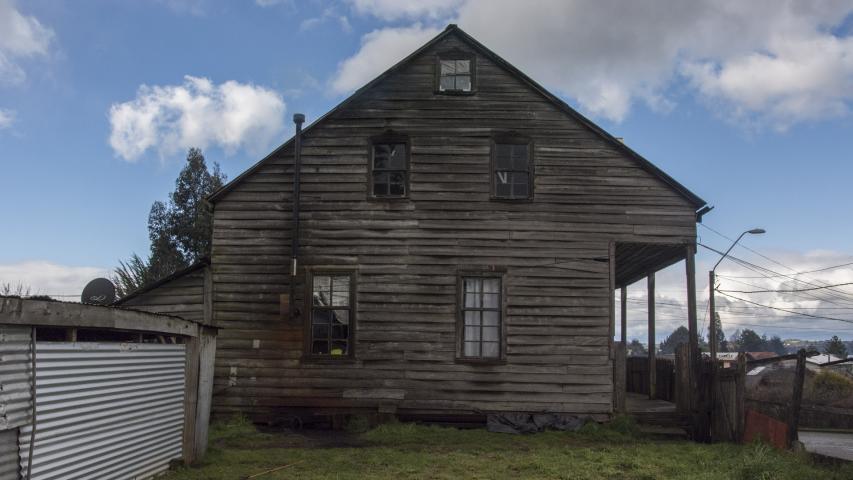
713, 231, 748, 272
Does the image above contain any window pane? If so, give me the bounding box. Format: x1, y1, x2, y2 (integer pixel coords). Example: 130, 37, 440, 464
387, 144, 406, 169
312, 324, 329, 340
465, 278, 482, 293
464, 325, 480, 342
456, 75, 472, 92
483, 311, 499, 327
331, 323, 348, 340
483, 278, 500, 293
455, 60, 470, 74
313, 276, 331, 305
373, 172, 388, 196
332, 276, 350, 306
312, 340, 329, 354
495, 144, 512, 169
482, 342, 499, 358
483, 326, 500, 342
331, 309, 349, 326
373, 144, 390, 169
464, 292, 481, 308
495, 177, 511, 197
464, 341, 480, 357
439, 75, 455, 91
511, 144, 529, 170
483, 293, 499, 309
312, 309, 331, 325
464, 310, 481, 326
330, 341, 348, 356
440, 60, 456, 75
389, 171, 406, 196
512, 176, 529, 198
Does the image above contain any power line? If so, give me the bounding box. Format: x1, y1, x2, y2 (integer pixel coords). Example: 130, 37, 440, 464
700, 224, 853, 301
719, 320, 853, 332
719, 282, 853, 295
715, 290, 853, 324
723, 261, 853, 278
699, 242, 853, 306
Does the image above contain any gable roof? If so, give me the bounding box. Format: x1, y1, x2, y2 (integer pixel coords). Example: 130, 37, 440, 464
208, 24, 707, 210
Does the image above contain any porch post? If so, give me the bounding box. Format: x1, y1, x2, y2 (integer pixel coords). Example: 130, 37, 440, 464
620, 287, 627, 345
647, 272, 656, 400
685, 245, 698, 411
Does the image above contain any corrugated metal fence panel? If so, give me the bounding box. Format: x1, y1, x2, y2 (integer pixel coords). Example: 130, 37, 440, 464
18, 342, 186, 480
0, 429, 19, 480
0, 325, 33, 432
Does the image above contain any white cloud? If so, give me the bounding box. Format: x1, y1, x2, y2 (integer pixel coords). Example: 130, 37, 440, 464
0, 261, 110, 300
332, 0, 853, 127
108, 75, 287, 162
0, 108, 15, 129
346, 0, 463, 21
331, 24, 441, 94
300, 7, 352, 33
0, 0, 54, 85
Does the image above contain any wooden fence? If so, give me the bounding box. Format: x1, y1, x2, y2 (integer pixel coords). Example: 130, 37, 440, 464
626, 356, 676, 402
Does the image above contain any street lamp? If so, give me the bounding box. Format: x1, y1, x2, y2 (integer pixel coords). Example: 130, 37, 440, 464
708, 228, 766, 362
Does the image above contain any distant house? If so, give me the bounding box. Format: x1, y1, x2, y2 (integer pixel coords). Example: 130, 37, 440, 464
115, 25, 707, 423
746, 352, 777, 362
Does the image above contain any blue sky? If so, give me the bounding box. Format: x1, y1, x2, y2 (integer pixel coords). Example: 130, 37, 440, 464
2, 0, 853, 342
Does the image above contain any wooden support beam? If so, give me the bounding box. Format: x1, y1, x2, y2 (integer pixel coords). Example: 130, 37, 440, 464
182, 335, 201, 465
620, 287, 627, 345
647, 272, 656, 400
685, 244, 698, 412
194, 326, 217, 460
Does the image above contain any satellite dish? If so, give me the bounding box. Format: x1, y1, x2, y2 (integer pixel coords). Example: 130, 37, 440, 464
81, 278, 116, 305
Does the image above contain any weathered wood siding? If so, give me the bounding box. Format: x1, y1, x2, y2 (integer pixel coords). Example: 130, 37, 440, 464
210, 32, 697, 420
121, 268, 207, 324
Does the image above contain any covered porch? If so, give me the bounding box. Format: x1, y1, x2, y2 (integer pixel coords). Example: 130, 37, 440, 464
609, 241, 700, 434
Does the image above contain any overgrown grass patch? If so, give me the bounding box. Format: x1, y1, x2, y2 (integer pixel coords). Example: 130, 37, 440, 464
164, 418, 853, 479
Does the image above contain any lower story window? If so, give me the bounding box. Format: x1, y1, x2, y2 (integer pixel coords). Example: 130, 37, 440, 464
309, 272, 353, 357
460, 276, 502, 359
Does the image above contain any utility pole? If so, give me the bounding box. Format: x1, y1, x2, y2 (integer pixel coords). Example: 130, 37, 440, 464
708, 228, 765, 365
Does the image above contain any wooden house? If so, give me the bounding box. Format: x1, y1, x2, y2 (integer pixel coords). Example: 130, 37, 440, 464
117, 25, 708, 423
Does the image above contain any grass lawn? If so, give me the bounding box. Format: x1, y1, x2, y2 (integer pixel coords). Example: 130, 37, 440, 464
164, 416, 853, 480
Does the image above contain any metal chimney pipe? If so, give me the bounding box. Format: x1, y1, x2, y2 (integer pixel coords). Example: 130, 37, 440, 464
290, 113, 305, 319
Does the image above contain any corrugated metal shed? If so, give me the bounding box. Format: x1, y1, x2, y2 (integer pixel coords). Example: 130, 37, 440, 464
18, 342, 186, 480
0, 326, 33, 431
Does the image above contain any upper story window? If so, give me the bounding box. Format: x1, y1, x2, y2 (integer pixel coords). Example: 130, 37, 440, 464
307, 271, 354, 358
370, 136, 409, 199
436, 52, 476, 94
492, 137, 533, 200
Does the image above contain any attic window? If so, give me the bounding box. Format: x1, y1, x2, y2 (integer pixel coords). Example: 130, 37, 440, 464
436, 53, 475, 94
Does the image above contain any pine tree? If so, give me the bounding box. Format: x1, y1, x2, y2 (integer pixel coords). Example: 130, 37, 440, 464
113, 148, 226, 297
707, 313, 726, 352
768, 335, 787, 356
659, 326, 690, 354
